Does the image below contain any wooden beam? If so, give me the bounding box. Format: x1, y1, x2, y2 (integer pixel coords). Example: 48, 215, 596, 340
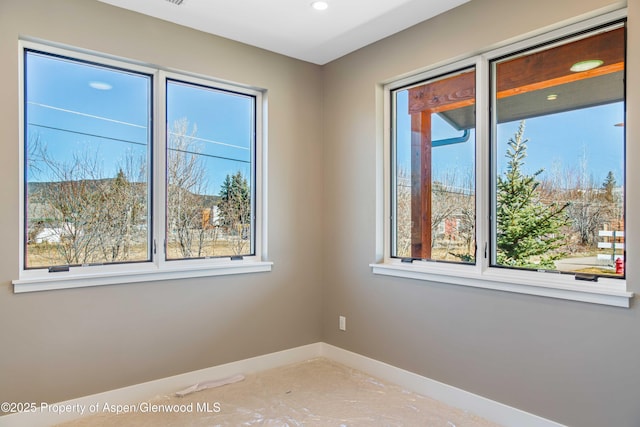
408, 70, 475, 259
411, 111, 432, 259
409, 70, 476, 259
407, 28, 624, 111
496, 62, 624, 99
496, 27, 624, 92
408, 70, 475, 115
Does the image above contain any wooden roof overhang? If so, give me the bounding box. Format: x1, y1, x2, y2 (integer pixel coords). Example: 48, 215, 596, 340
405, 26, 624, 259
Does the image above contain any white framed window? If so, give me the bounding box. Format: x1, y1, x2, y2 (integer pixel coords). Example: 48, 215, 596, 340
164, 76, 257, 261
14, 40, 271, 293
390, 66, 476, 264
373, 9, 633, 307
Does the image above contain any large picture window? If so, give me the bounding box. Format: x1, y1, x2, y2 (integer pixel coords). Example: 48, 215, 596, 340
378, 11, 631, 307
165, 79, 255, 260
491, 23, 625, 278
24, 49, 152, 268
16, 41, 269, 292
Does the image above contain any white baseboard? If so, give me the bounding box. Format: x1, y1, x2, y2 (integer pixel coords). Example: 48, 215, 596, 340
0, 342, 564, 427
0, 343, 322, 427
320, 343, 565, 427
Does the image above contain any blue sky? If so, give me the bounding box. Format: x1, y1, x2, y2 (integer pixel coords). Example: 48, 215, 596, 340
26, 50, 625, 197
394, 89, 625, 189
166, 80, 253, 195
26, 51, 253, 196
496, 104, 624, 186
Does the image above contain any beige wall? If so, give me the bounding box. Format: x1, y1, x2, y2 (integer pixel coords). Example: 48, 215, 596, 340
322, 0, 640, 426
2, 0, 640, 426
0, 0, 323, 407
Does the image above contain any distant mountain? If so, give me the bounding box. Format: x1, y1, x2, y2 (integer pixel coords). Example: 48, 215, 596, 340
27, 179, 221, 204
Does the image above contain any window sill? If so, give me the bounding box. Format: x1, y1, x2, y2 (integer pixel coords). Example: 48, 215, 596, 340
13, 260, 273, 293
370, 262, 633, 308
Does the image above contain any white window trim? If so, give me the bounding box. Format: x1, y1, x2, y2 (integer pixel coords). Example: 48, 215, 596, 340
371, 8, 633, 308
14, 39, 271, 293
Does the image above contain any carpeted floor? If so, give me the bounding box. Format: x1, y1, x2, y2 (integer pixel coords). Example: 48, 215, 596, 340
57, 358, 503, 426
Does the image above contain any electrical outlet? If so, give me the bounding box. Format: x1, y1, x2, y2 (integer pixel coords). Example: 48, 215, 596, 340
339, 316, 346, 331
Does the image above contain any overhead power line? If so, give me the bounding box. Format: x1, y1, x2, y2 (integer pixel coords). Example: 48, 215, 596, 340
27, 101, 147, 129
28, 123, 250, 164
29, 101, 251, 151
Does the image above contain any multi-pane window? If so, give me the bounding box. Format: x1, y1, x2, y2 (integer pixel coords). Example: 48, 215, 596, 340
383, 13, 628, 305
491, 22, 625, 278
20, 42, 264, 286
392, 69, 476, 264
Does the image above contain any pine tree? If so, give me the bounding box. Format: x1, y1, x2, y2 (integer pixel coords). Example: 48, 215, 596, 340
496, 121, 569, 269
217, 171, 251, 235
602, 170, 616, 203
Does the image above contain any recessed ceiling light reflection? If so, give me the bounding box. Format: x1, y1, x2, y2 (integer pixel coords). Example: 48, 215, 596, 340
89, 81, 112, 90
570, 59, 603, 72
311, 1, 328, 11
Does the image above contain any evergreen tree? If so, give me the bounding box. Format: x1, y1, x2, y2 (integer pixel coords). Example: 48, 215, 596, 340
496, 121, 569, 269
602, 170, 616, 203
217, 171, 251, 236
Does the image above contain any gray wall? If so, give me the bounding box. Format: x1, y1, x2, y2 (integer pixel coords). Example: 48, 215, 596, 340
0, 0, 324, 407
2, 0, 640, 426
321, 0, 640, 426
